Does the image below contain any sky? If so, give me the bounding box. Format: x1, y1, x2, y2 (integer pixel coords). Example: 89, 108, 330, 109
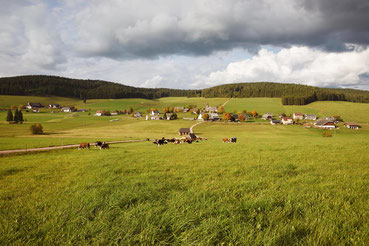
1, 0, 369, 90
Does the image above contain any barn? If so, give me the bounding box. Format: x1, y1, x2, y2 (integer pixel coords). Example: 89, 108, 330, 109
178, 128, 191, 135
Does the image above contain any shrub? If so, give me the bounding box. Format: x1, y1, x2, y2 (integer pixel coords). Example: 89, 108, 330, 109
6, 109, 13, 122
322, 130, 332, 137
30, 123, 43, 134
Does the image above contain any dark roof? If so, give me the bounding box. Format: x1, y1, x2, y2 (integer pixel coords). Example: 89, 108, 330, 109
28, 103, 42, 107
344, 122, 359, 126
179, 128, 191, 133
315, 120, 335, 126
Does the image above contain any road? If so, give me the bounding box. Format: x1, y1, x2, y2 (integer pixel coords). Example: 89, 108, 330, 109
0, 140, 145, 156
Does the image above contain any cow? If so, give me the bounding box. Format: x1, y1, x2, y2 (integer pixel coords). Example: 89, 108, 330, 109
183, 139, 193, 144
100, 142, 109, 149
153, 139, 166, 146
78, 143, 90, 150
95, 141, 103, 148
230, 137, 237, 143
166, 138, 176, 143
222, 138, 229, 143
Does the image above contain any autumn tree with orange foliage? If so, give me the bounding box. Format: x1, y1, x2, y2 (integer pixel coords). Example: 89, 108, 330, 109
252, 110, 258, 117
238, 113, 246, 122
223, 112, 232, 121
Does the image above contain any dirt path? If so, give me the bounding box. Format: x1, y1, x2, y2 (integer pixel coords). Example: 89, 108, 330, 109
0, 140, 145, 156
190, 121, 205, 133
222, 98, 231, 107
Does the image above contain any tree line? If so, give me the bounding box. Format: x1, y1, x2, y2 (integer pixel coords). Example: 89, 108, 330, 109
1, 76, 368, 105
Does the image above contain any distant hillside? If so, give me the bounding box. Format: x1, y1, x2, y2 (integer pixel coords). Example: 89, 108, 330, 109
0, 75, 201, 100
1, 75, 368, 105
202, 82, 369, 105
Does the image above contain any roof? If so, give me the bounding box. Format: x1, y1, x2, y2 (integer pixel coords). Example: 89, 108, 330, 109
96, 110, 103, 113
315, 120, 335, 126
294, 112, 303, 116
28, 103, 42, 107
344, 122, 360, 126
179, 128, 191, 133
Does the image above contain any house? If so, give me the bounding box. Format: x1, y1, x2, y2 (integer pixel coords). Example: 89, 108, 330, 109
279, 113, 286, 119
271, 119, 281, 125
304, 114, 317, 120
151, 115, 161, 120
178, 128, 191, 135
344, 122, 360, 129
111, 110, 119, 116
325, 116, 336, 121
262, 113, 273, 120
314, 119, 336, 129
209, 113, 220, 121
49, 104, 60, 109
95, 110, 103, 116
174, 107, 184, 112
133, 111, 142, 118
183, 108, 189, 113
205, 104, 218, 113
62, 107, 75, 113
282, 117, 294, 125
150, 110, 159, 115
26, 103, 43, 109
293, 112, 304, 120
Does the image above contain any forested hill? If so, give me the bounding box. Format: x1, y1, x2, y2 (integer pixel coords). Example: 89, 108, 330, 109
0, 75, 201, 99
1, 75, 368, 105
201, 82, 369, 104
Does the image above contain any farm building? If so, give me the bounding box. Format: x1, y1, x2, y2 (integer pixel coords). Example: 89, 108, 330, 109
205, 104, 218, 113
293, 112, 304, 120
26, 103, 43, 109
314, 120, 336, 129
279, 113, 286, 119
325, 116, 336, 121
178, 128, 191, 135
344, 122, 360, 129
62, 107, 75, 113
49, 104, 60, 108
111, 110, 119, 116
271, 120, 281, 125
282, 117, 294, 125
133, 111, 142, 118
262, 113, 273, 120
209, 113, 220, 121
150, 110, 159, 116
304, 114, 317, 120
151, 115, 161, 120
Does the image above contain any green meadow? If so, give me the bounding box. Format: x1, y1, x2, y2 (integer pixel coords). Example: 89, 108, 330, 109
1, 122, 369, 244
1, 95, 369, 244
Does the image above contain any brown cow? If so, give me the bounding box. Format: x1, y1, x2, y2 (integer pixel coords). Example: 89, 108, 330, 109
222, 138, 229, 143
78, 143, 90, 150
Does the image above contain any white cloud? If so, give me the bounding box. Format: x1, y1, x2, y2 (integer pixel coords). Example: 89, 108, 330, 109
193, 46, 369, 88
140, 75, 164, 88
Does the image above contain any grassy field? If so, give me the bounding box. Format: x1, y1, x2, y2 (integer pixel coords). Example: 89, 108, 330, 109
1, 122, 369, 244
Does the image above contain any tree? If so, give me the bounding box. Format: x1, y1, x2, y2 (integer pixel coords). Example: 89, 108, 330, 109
30, 123, 43, 134
128, 107, 134, 114
233, 109, 237, 114
6, 109, 13, 122
238, 113, 246, 122
242, 109, 247, 113
202, 113, 209, 121
169, 107, 174, 113
13, 108, 20, 123
223, 112, 232, 121
252, 110, 258, 117
17, 109, 24, 123
11, 105, 16, 110
163, 107, 169, 113
170, 113, 178, 120
18, 105, 25, 110
218, 106, 224, 114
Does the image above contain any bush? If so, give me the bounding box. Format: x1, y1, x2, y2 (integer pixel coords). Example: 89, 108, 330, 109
30, 123, 43, 134
322, 130, 332, 137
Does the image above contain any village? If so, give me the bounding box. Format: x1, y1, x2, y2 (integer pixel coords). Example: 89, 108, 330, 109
23, 102, 361, 133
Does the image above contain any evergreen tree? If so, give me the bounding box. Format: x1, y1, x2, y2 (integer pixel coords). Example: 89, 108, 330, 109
17, 110, 24, 123
6, 109, 13, 122
13, 108, 19, 123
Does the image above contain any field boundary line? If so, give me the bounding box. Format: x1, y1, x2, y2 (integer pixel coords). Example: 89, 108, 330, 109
190, 121, 205, 133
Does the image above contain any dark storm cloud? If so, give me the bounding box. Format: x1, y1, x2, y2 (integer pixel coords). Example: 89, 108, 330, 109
72, 0, 369, 59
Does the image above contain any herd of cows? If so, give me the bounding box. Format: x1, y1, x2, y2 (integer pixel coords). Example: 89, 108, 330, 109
77, 137, 237, 149
78, 141, 109, 150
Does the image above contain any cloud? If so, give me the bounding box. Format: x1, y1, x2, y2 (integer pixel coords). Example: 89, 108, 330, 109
71, 0, 369, 59
193, 46, 369, 88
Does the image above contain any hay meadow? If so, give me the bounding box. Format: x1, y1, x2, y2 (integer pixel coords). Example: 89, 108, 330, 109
1, 96, 369, 244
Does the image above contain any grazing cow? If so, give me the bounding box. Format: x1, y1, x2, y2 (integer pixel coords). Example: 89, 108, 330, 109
95, 141, 103, 148
100, 142, 109, 149
174, 139, 181, 144
166, 138, 176, 143
230, 137, 237, 143
153, 139, 166, 146
222, 138, 229, 143
78, 143, 90, 150
183, 139, 192, 144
